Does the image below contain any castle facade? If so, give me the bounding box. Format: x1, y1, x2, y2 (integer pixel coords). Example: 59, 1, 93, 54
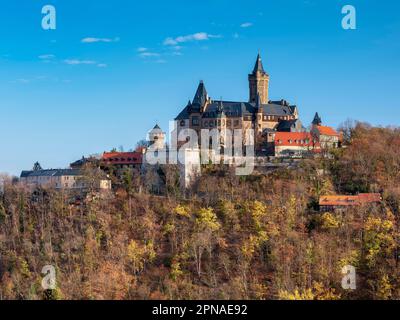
175, 54, 304, 154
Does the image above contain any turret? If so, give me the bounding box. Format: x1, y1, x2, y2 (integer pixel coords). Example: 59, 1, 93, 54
248, 53, 270, 104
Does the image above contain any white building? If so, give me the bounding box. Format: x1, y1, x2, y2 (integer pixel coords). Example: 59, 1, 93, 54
20, 163, 111, 190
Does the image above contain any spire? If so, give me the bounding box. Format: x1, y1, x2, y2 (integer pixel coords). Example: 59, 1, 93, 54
252, 53, 265, 74
217, 98, 224, 114
192, 80, 208, 107
33, 162, 42, 171
312, 112, 322, 126
153, 124, 161, 130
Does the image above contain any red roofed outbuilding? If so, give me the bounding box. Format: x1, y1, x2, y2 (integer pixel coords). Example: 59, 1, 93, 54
319, 193, 382, 211
101, 151, 142, 168
274, 132, 320, 157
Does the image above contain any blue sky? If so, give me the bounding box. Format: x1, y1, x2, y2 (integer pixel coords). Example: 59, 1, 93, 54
0, 0, 399, 175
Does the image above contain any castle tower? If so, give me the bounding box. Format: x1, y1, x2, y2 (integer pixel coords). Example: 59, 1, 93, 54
149, 124, 166, 149
248, 53, 270, 104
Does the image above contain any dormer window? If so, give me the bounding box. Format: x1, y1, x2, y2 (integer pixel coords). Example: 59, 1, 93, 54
192, 116, 199, 126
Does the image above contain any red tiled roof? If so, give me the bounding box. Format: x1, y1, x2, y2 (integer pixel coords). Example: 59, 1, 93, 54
316, 125, 339, 136
102, 152, 142, 165
319, 193, 381, 207
274, 132, 319, 147
358, 193, 382, 203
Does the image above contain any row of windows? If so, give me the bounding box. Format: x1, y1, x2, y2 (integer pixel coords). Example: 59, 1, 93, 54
277, 139, 313, 145
107, 158, 138, 162
202, 119, 241, 127
182, 116, 295, 127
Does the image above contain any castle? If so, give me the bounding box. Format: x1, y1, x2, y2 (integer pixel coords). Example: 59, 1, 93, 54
175, 53, 306, 154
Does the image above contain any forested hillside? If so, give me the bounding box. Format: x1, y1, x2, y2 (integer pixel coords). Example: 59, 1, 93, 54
1, 122, 400, 300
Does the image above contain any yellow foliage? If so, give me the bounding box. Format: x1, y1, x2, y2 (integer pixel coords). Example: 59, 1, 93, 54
376, 274, 392, 300
18, 258, 31, 278
338, 250, 360, 269
321, 212, 340, 230
127, 240, 156, 274
364, 216, 396, 267
241, 235, 260, 260
170, 260, 183, 281
175, 205, 191, 218
278, 288, 314, 300
195, 208, 221, 232
278, 282, 341, 300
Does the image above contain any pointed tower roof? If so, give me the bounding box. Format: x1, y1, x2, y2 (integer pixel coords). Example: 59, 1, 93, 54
33, 162, 42, 171
312, 112, 322, 126
192, 80, 208, 107
252, 53, 266, 74
151, 124, 164, 134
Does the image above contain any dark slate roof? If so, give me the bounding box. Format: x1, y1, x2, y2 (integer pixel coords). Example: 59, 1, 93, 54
262, 103, 294, 116
252, 54, 266, 74
175, 105, 190, 120
312, 112, 322, 125
20, 169, 81, 178
150, 124, 164, 134
276, 119, 305, 132
202, 101, 256, 118
175, 100, 296, 120
192, 81, 208, 107
20, 171, 32, 178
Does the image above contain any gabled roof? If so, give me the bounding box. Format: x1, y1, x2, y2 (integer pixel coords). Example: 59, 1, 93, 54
315, 125, 339, 136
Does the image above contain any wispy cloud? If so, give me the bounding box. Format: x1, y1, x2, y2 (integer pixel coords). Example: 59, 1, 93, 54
170, 51, 183, 56
139, 52, 160, 58
137, 47, 148, 52
64, 59, 97, 65
240, 22, 253, 28
163, 32, 221, 46
10, 76, 71, 84
14, 78, 30, 84
39, 54, 55, 60
81, 37, 120, 43
97, 63, 107, 68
